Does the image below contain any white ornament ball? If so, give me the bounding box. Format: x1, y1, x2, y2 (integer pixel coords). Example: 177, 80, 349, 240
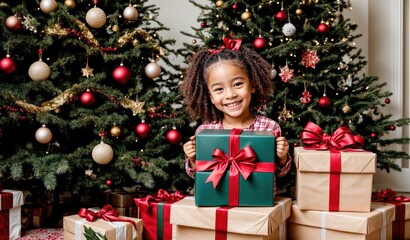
271, 68, 277, 79
123, 6, 138, 21
145, 62, 161, 79
86, 7, 107, 29
92, 142, 114, 165
282, 23, 296, 37
28, 60, 51, 81
40, 0, 58, 14
35, 125, 53, 144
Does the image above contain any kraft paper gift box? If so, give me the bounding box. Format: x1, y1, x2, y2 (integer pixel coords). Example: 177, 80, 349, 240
134, 189, 184, 240
170, 196, 291, 240
63, 204, 143, 240
0, 189, 24, 240
294, 146, 376, 212
195, 128, 276, 207
372, 188, 410, 240
110, 192, 135, 208
288, 202, 395, 240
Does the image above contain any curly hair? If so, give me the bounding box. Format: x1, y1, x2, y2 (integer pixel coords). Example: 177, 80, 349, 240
181, 46, 273, 122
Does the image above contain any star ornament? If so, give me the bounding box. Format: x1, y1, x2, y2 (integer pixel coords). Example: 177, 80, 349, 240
278, 106, 292, 122
301, 49, 320, 69
300, 90, 312, 104
81, 64, 94, 78
279, 65, 294, 83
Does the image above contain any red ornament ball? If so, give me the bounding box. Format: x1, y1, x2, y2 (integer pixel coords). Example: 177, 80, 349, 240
318, 95, 332, 109
385, 98, 391, 104
106, 179, 112, 186
318, 22, 330, 35
5, 15, 21, 31
112, 65, 131, 85
200, 22, 206, 28
275, 10, 287, 23
232, 4, 237, 10
80, 91, 96, 107
253, 37, 267, 51
0, 55, 17, 74
166, 128, 182, 145
390, 125, 396, 131
135, 122, 151, 139
370, 132, 377, 138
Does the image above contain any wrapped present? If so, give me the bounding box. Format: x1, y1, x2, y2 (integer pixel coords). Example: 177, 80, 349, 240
0, 189, 24, 240
114, 206, 138, 217
110, 192, 135, 208
295, 122, 376, 212
288, 202, 395, 240
372, 188, 410, 239
134, 189, 184, 240
63, 204, 143, 240
170, 196, 291, 240
195, 128, 276, 207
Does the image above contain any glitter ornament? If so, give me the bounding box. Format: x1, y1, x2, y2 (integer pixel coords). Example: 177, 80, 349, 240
28, 60, 50, 81
301, 49, 320, 68
5, 15, 21, 31
40, 0, 58, 14
86, 7, 107, 28
282, 22, 296, 37
0, 55, 17, 74
92, 141, 114, 165
35, 125, 53, 144
318, 95, 332, 109
145, 62, 161, 79
279, 65, 294, 83
123, 5, 138, 21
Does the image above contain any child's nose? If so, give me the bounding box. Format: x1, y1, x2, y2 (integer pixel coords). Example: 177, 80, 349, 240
225, 88, 237, 98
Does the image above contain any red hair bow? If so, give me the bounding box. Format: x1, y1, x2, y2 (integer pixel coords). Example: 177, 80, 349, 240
209, 37, 242, 54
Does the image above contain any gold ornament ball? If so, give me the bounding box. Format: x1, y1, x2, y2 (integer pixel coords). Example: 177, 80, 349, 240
241, 11, 252, 21
110, 126, 122, 138
35, 125, 53, 144
216, 0, 224, 7
28, 60, 51, 81
86, 7, 107, 29
92, 142, 114, 165
40, 0, 58, 14
123, 6, 138, 21
296, 8, 303, 16
64, 0, 76, 10
342, 105, 351, 113
145, 62, 161, 79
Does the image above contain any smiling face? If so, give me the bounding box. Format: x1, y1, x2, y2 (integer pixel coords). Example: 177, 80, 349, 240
206, 61, 256, 127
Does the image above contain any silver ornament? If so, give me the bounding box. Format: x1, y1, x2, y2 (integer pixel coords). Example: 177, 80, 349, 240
123, 6, 138, 21
282, 23, 296, 37
145, 62, 161, 79
40, 0, 58, 14
271, 68, 277, 79
35, 125, 53, 144
92, 141, 114, 165
28, 60, 51, 81
86, 7, 107, 29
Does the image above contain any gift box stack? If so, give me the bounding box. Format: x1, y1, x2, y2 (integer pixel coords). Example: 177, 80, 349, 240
110, 192, 138, 218
0, 189, 25, 240
289, 122, 394, 240
165, 128, 290, 240
63, 204, 143, 240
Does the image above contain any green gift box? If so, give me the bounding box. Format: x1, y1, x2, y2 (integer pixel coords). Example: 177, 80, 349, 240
195, 129, 276, 207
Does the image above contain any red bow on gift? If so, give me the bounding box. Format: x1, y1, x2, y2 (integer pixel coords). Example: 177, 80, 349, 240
136, 189, 185, 209
372, 188, 410, 202
301, 121, 364, 150
78, 204, 137, 229
209, 37, 242, 54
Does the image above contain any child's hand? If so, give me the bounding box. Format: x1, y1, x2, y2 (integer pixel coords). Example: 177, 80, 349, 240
183, 135, 196, 169
276, 136, 289, 167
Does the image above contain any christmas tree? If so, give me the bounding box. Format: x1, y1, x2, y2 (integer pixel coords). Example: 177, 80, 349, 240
178, 0, 410, 190
0, 0, 191, 201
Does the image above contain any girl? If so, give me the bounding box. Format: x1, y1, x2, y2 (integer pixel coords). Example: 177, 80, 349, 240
182, 37, 291, 191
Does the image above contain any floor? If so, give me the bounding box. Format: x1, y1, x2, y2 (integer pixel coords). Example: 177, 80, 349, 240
17, 228, 64, 240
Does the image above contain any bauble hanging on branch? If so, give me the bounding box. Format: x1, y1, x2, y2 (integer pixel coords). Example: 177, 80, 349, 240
0, 54, 17, 74
135, 121, 151, 139
28, 59, 51, 81
318, 22, 330, 35
145, 62, 161, 79
92, 141, 114, 165
5, 15, 21, 31
166, 127, 182, 145
40, 0, 58, 14
86, 6, 107, 29
123, 5, 138, 21
35, 124, 53, 144
80, 90, 96, 107
64, 0, 76, 10
112, 64, 131, 85
253, 37, 267, 51
275, 10, 287, 23
318, 94, 332, 109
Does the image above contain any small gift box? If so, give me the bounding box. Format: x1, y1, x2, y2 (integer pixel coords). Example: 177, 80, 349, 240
288, 202, 395, 240
110, 192, 135, 208
170, 196, 291, 240
0, 189, 25, 240
372, 188, 410, 239
295, 122, 376, 212
134, 189, 185, 240
63, 204, 143, 240
195, 128, 276, 207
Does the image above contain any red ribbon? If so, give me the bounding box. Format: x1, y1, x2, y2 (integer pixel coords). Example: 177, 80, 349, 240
209, 37, 242, 54
0, 210, 9, 239
372, 189, 410, 239
0, 191, 13, 210
215, 207, 232, 240
78, 204, 137, 230
301, 122, 364, 211
134, 189, 185, 211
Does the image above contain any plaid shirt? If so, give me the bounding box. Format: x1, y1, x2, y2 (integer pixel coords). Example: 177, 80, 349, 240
185, 115, 292, 192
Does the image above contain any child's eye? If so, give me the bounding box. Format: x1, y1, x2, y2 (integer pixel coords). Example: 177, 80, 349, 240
213, 87, 223, 92
233, 82, 244, 88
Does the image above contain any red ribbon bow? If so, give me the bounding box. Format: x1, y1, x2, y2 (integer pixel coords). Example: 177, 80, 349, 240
78, 204, 137, 229
209, 37, 242, 54
135, 189, 185, 210
372, 188, 410, 202
301, 121, 364, 150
